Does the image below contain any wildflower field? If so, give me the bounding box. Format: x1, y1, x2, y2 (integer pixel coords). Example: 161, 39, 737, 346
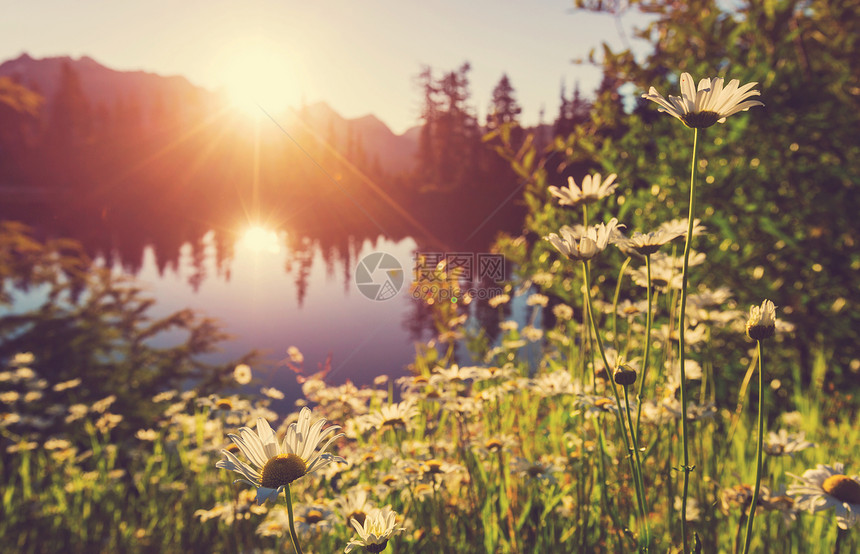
3, 2, 860, 553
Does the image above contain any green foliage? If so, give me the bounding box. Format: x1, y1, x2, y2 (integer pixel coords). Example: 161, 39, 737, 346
509, 0, 860, 388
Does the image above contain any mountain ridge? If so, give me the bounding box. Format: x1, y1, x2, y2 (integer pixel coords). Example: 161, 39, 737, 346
0, 52, 419, 174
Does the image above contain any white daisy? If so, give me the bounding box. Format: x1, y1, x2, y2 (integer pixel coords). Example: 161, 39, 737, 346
746, 299, 777, 340
359, 401, 419, 432
642, 72, 764, 128
216, 407, 345, 505
787, 463, 860, 529
618, 227, 686, 256
344, 506, 405, 553
764, 429, 815, 457
548, 172, 619, 207
544, 218, 623, 261
233, 363, 252, 385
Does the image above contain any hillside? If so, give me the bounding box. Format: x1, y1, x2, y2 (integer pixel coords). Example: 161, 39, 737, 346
0, 53, 418, 174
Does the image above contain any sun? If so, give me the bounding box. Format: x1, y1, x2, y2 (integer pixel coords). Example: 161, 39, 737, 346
237, 225, 281, 254
217, 39, 299, 118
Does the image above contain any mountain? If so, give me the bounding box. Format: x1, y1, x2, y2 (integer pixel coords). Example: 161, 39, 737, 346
294, 101, 418, 174
0, 53, 418, 174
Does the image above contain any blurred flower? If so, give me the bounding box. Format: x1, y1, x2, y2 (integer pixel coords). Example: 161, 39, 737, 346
136, 429, 159, 441
91, 395, 116, 414
526, 293, 549, 307
65, 403, 88, 423
233, 364, 253, 385
552, 303, 574, 321
787, 463, 860, 529
522, 326, 544, 342
287, 346, 304, 364
659, 218, 706, 238
498, 320, 518, 332
53, 378, 82, 392
674, 496, 702, 522
216, 408, 345, 504
746, 300, 777, 341
472, 435, 518, 457
488, 293, 510, 307
6, 441, 38, 453
95, 413, 123, 432
344, 506, 405, 553
334, 487, 375, 527
618, 227, 685, 256
545, 219, 623, 261
12, 352, 35, 365
261, 387, 285, 400
530, 370, 578, 397
764, 429, 815, 457
43, 438, 72, 450
152, 390, 178, 403
548, 173, 619, 207
292, 504, 335, 537
359, 401, 419, 432
642, 73, 763, 128
511, 456, 561, 484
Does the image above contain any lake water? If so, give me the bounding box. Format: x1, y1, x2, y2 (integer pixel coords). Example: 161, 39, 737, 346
129, 229, 431, 408
2, 184, 525, 413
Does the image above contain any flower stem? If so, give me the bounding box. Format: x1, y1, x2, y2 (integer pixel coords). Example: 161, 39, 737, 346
284, 485, 304, 554
635, 253, 654, 439
611, 256, 632, 350
741, 340, 766, 554
583, 261, 648, 551
624, 383, 651, 550
678, 126, 699, 553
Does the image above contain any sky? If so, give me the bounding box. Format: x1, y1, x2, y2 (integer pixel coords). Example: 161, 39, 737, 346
0, 0, 650, 134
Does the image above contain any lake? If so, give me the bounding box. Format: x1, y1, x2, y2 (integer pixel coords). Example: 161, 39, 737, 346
1, 212, 524, 413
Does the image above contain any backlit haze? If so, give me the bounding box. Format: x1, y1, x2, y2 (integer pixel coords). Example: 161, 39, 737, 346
0, 0, 644, 134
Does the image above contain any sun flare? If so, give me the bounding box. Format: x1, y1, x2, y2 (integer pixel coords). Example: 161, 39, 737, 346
237, 225, 281, 254
218, 40, 299, 118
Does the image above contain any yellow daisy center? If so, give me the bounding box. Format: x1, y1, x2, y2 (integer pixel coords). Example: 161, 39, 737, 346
216, 399, 233, 410
260, 453, 307, 488
383, 417, 406, 428
822, 474, 860, 504
423, 459, 444, 474
303, 509, 324, 524
485, 438, 503, 452
348, 510, 367, 526
527, 464, 545, 478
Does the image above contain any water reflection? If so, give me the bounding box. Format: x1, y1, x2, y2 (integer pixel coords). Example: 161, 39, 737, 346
132, 230, 426, 407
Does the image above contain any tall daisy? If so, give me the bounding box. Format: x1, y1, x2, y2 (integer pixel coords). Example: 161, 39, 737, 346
548, 172, 619, 207
642, 70, 763, 553
642, 73, 764, 128
544, 218, 623, 261
216, 407, 345, 505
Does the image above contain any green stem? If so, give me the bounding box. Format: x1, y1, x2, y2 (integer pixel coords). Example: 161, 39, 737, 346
284, 485, 304, 554
678, 127, 699, 553
611, 256, 632, 350
635, 253, 654, 439
624, 383, 651, 550
583, 261, 647, 551
741, 340, 766, 554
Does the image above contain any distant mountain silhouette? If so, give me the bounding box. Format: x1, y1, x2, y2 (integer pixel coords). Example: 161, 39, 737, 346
293, 101, 418, 175
0, 53, 418, 174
